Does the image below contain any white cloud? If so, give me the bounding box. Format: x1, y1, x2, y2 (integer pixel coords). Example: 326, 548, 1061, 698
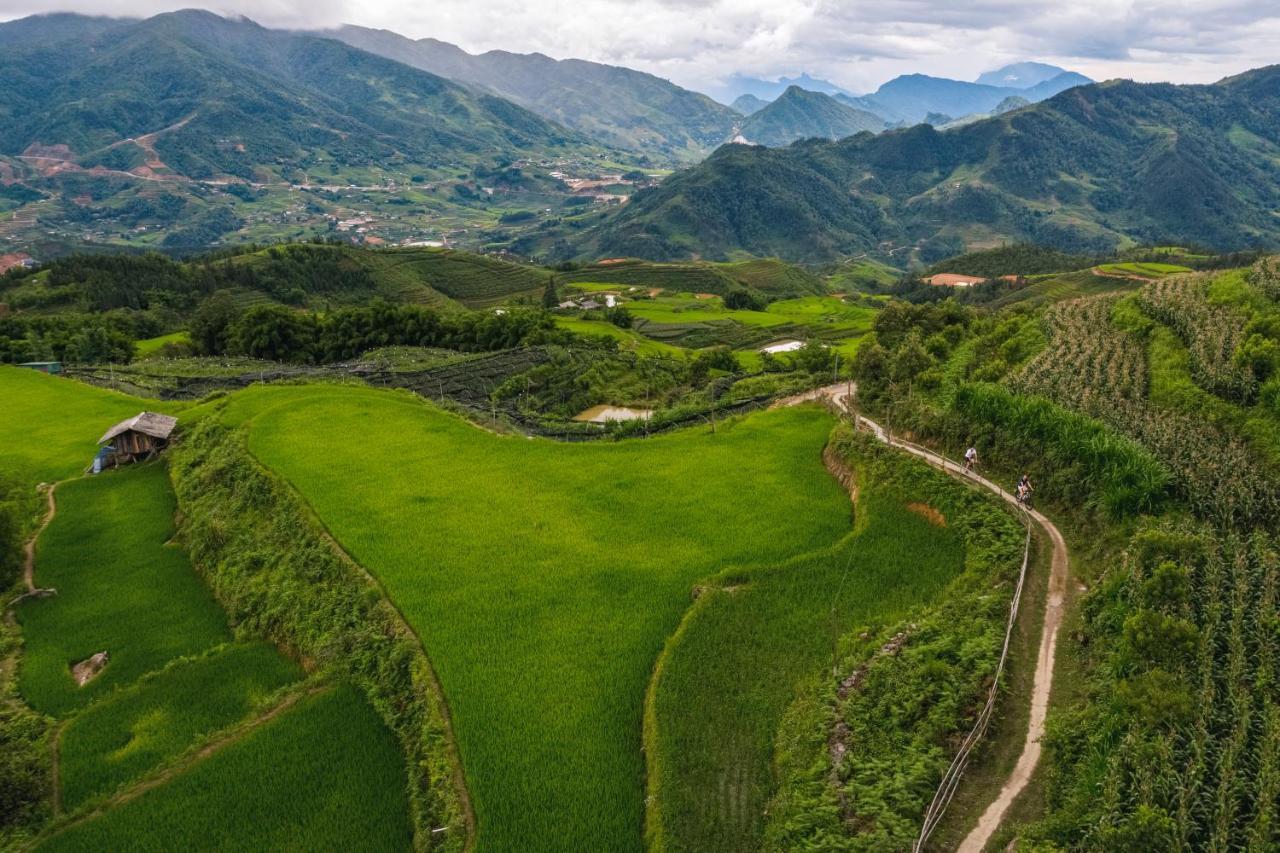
1, 0, 1278, 96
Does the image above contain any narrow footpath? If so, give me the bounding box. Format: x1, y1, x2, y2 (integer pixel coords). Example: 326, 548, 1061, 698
802, 384, 1070, 851
22, 483, 58, 593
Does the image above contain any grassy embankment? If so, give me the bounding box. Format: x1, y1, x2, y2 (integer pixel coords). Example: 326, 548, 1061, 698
220, 383, 853, 852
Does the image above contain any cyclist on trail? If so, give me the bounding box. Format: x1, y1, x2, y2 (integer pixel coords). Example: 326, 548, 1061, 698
964, 446, 978, 472
1017, 473, 1034, 505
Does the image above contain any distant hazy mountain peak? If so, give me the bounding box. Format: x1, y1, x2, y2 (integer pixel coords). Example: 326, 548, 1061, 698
976, 61, 1070, 89
713, 71, 851, 104
736, 86, 883, 147
731, 93, 770, 115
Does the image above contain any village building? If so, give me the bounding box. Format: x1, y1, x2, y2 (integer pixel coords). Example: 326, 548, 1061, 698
94, 412, 178, 472
925, 273, 987, 287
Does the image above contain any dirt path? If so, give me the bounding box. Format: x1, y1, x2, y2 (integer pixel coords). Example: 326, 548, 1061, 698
797, 384, 1070, 850
22, 483, 58, 593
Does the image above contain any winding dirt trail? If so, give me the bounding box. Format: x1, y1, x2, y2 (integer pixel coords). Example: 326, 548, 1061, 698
799, 384, 1070, 850
19, 481, 58, 594
22, 483, 58, 593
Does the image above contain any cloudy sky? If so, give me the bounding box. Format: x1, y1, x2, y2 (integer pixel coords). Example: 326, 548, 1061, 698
2, 0, 1278, 96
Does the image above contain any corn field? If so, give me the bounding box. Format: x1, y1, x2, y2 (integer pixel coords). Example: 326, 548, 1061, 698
1044, 522, 1280, 850
1011, 296, 1280, 527
1249, 256, 1280, 303
1139, 274, 1257, 404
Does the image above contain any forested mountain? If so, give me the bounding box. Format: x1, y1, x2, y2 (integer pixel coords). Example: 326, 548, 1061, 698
0, 11, 629, 253
570, 68, 1280, 261
329, 25, 738, 161
0, 11, 582, 178
737, 87, 884, 146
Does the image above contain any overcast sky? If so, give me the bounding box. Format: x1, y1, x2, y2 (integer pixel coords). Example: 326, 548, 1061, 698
2, 0, 1278, 96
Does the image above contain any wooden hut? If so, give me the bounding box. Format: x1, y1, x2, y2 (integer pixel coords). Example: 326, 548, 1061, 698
96, 412, 178, 468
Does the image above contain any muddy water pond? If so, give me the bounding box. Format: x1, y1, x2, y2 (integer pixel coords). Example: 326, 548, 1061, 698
572, 405, 653, 424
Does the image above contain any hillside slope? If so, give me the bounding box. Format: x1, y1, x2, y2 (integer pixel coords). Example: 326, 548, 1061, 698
0, 11, 581, 179
330, 24, 738, 161
738, 87, 884, 147
575, 68, 1280, 261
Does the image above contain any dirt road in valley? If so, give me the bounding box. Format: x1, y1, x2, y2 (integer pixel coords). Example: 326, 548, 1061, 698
797, 384, 1070, 851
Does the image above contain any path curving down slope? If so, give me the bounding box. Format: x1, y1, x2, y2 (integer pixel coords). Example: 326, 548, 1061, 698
801, 384, 1070, 851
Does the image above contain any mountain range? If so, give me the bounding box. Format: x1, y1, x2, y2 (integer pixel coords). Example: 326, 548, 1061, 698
326, 25, 737, 162
835, 68, 1092, 125
735, 87, 884, 147
566, 67, 1280, 262
0, 11, 582, 180
709, 72, 852, 104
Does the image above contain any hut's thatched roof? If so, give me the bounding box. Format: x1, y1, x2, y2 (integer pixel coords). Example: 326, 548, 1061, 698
98, 412, 178, 445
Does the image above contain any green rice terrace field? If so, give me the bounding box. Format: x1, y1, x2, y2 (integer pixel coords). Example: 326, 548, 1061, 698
1, 362, 1001, 851
219, 383, 852, 851
597, 292, 878, 352
2, 371, 416, 850
0, 367, 181, 484
1095, 261, 1194, 278
18, 464, 230, 716
41, 685, 412, 853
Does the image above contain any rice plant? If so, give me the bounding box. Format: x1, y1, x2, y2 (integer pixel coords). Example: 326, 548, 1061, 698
39, 684, 413, 852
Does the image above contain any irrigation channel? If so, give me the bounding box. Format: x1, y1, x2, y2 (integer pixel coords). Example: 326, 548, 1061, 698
802, 384, 1070, 851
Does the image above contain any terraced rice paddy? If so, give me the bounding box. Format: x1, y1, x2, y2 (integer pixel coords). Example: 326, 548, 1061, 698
57, 642, 302, 810
40, 685, 412, 853
647, 492, 965, 852
221, 383, 851, 852
18, 464, 230, 716
1095, 261, 1193, 278
4, 371, 413, 851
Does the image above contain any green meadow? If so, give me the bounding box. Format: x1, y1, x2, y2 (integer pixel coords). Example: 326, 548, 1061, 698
40, 684, 413, 853
18, 463, 230, 715
221, 383, 851, 852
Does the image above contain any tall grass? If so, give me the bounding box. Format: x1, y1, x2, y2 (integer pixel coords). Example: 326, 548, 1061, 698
39, 684, 413, 853
18, 464, 230, 715
220, 383, 851, 852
